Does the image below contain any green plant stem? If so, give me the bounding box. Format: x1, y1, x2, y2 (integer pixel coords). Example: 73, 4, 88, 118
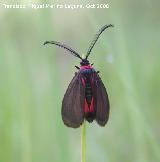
81, 120, 86, 162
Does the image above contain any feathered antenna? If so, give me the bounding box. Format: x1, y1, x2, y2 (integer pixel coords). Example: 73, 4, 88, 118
85, 24, 114, 59
44, 41, 83, 60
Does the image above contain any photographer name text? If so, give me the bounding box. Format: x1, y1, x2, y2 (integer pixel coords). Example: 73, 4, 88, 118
0, 3, 109, 10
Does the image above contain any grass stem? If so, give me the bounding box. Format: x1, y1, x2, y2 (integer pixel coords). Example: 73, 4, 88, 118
81, 120, 86, 162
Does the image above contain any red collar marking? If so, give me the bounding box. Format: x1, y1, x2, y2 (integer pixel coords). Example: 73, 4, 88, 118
80, 65, 92, 70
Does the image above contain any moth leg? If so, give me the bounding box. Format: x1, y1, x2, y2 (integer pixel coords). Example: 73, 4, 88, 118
75, 66, 80, 69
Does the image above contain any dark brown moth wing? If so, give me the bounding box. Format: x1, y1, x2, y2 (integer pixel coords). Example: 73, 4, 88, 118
62, 72, 85, 128
94, 73, 110, 126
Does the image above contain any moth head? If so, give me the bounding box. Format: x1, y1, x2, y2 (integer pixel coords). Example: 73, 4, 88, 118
80, 59, 89, 66
80, 54, 89, 66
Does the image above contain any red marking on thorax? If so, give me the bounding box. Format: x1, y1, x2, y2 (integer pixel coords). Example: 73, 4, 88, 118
81, 78, 86, 87
80, 65, 92, 70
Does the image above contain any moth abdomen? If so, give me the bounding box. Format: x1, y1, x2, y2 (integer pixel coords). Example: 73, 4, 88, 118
80, 66, 96, 123
85, 79, 93, 104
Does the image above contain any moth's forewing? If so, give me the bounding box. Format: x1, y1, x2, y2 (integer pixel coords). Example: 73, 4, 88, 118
62, 72, 85, 128
93, 73, 110, 126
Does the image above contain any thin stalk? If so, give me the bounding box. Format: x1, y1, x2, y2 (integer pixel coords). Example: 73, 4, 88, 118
81, 120, 86, 162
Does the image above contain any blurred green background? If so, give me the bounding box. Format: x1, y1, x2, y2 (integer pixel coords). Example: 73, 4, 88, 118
0, 0, 160, 162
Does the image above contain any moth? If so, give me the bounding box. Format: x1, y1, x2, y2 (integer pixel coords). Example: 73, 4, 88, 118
44, 24, 113, 128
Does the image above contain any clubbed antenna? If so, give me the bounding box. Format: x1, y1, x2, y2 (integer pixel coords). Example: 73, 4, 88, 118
44, 41, 82, 60
86, 24, 114, 59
